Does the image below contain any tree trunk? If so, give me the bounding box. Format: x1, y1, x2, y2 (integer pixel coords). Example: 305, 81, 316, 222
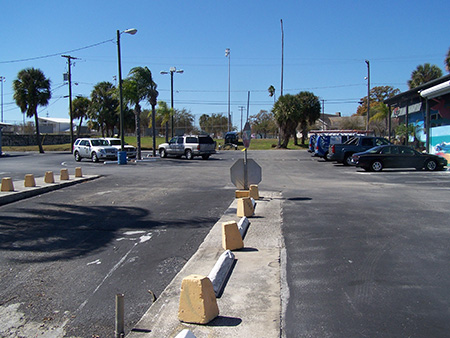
77, 117, 83, 139
151, 104, 157, 157
33, 111, 44, 153
135, 104, 142, 160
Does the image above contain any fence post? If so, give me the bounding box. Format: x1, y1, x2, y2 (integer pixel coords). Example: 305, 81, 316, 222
115, 294, 124, 338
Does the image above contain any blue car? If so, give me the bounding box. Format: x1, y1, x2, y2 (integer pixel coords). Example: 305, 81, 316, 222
314, 135, 351, 160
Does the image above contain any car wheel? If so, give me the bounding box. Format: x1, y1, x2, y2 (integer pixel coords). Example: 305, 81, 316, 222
343, 154, 353, 166
371, 160, 383, 172
185, 149, 193, 160
202, 154, 210, 160
91, 152, 99, 163
425, 159, 438, 171
74, 151, 81, 162
323, 151, 329, 161
159, 148, 167, 158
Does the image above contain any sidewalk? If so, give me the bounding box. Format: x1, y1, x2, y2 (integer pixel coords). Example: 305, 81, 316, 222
127, 191, 283, 338
0, 174, 100, 206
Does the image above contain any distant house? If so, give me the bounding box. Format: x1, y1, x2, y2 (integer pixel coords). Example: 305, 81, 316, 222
38, 117, 71, 133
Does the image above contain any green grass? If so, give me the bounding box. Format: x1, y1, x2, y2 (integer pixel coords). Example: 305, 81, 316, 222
3, 136, 308, 152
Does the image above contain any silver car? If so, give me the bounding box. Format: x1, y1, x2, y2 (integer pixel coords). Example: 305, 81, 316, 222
73, 138, 118, 162
102, 138, 137, 158
159, 135, 216, 160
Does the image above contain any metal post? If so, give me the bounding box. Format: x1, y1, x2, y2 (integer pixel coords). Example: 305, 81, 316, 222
170, 71, 174, 137
425, 98, 430, 153
243, 148, 248, 190
226, 48, 231, 132
0, 76, 5, 123
117, 30, 125, 153
115, 294, 124, 338
365, 60, 370, 131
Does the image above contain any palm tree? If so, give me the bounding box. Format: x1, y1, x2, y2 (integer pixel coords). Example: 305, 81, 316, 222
72, 96, 90, 139
296, 91, 321, 145
13, 68, 51, 153
89, 82, 119, 137
370, 102, 390, 135
125, 66, 158, 159
156, 101, 172, 138
272, 94, 301, 148
268, 85, 276, 103
408, 63, 443, 89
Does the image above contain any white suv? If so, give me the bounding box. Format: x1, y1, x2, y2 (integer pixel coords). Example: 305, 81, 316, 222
73, 138, 118, 162
102, 138, 137, 158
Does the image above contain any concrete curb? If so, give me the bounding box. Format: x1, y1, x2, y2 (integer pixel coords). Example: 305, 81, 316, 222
127, 191, 282, 338
0, 174, 100, 206
207, 250, 235, 297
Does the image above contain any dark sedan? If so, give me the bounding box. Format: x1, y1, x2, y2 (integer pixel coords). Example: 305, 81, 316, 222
351, 145, 447, 172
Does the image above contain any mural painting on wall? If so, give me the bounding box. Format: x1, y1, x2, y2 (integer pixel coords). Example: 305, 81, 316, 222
429, 95, 450, 161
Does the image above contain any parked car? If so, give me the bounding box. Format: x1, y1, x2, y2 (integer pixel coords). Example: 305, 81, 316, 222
329, 136, 391, 165
224, 131, 239, 145
73, 138, 118, 162
313, 134, 352, 160
158, 135, 216, 160
351, 145, 447, 172
102, 138, 136, 158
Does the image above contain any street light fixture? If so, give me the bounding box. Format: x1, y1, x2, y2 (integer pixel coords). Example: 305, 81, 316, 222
225, 48, 231, 132
117, 28, 137, 163
160, 67, 184, 138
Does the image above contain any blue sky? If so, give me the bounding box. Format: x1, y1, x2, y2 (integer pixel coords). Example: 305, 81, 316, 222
1, 0, 449, 129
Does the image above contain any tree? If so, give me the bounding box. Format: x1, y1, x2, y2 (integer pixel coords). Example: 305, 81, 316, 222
199, 113, 229, 137
272, 94, 302, 148
89, 82, 119, 137
125, 66, 158, 159
72, 96, 90, 138
408, 63, 443, 89
13, 68, 51, 153
357, 86, 400, 116
249, 110, 277, 138
370, 102, 390, 136
173, 108, 196, 134
296, 91, 321, 145
156, 101, 172, 140
445, 47, 450, 73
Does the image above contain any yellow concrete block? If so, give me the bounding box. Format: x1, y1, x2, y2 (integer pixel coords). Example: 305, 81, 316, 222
237, 197, 254, 217
249, 184, 259, 200
75, 167, 82, 177
235, 190, 250, 198
178, 274, 219, 324
222, 221, 244, 251
60, 169, 69, 181
44, 171, 55, 184
1, 177, 14, 192
24, 174, 36, 187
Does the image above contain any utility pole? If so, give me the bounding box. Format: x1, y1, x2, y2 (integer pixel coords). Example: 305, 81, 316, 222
365, 60, 370, 131
0, 76, 5, 123
280, 19, 284, 97
62, 55, 79, 150
321, 99, 325, 131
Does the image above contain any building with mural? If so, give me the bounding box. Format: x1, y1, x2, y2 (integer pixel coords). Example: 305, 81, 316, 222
385, 74, 450, 162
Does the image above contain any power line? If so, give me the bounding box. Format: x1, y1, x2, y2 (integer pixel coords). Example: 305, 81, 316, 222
0, 38, 114, 64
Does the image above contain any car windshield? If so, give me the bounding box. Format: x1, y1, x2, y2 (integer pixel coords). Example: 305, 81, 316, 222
109, 139, 121, 146
366, 146, 383, 154
91, 139, 108, 146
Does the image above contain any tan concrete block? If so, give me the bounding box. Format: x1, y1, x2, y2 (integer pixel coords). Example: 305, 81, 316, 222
235, 190, 250, 198
249, 184, 259, 200
237, 197, 254, 217
178, 274, 219, 324
222, 221, 244, 250
75, 167, 82, 177
60, 169, 69, 181
24, 174, 36, 187
44, 171, 55, 184
1, 177, 14, 192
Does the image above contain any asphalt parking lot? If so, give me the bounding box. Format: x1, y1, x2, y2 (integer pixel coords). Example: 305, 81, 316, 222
1, 150, 450, 337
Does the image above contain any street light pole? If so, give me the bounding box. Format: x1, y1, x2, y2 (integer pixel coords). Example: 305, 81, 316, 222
117, 28, 137, 161
0, 76, 5, 123
160, 67, 183, 138
365, 59, 370, 131
225, 48, 231, 132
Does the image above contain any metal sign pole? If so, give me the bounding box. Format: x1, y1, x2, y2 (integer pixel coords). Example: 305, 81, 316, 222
244, 148, 248, 190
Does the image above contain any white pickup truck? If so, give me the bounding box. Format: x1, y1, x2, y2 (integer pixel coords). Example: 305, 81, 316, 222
159, 135, 216, 160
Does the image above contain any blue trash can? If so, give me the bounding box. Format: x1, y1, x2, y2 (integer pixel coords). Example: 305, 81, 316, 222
118, 151, 127, 165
